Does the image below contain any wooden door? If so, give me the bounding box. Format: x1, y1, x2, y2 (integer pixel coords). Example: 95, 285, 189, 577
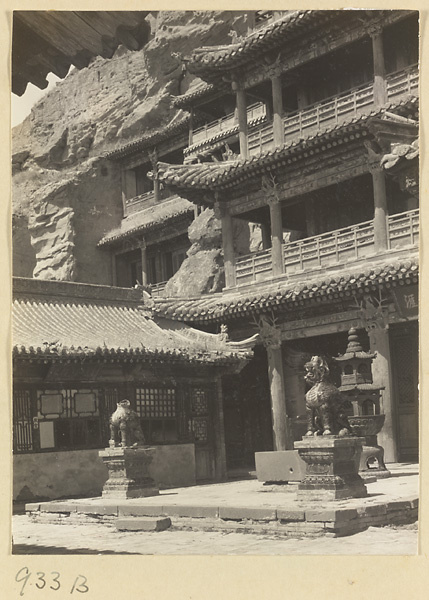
390, 323, 419, 461
189, 387, 215, 481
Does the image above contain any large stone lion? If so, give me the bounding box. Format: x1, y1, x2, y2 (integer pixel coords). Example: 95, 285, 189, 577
109, 399, 146, 448
304, 355, 352, 437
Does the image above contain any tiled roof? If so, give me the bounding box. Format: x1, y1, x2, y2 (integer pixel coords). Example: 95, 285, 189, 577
186, 11, 331, 76
185, 11, 411, 80
105, 112, 204, 160
157, 98, 418, 195
172, 81, 228, 109
98, 196, 194, 247
152, 257, 419, 323
12, 278, 251, 364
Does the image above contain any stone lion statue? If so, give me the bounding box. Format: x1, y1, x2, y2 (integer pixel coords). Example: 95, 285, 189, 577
304, 355, 352, 437
109, 399, 146, 448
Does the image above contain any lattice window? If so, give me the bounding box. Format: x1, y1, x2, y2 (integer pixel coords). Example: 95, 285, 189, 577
135, 387, 178, 444
192, 417, 208, 443
191, 388, 208, 416
13, 389, 33, 453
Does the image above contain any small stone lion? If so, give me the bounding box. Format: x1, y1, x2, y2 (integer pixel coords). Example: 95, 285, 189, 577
109, 399, 146, 448
304, 355, 352, 437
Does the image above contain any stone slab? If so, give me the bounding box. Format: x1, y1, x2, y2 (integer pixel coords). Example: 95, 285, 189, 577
276, 509, 305, 522
219, 506, 277, 522
305, 508, 358, 523
166, 505, 219, 519
255, 450, 306, 483
116, 517, 171, 532
118, 505, 165, 517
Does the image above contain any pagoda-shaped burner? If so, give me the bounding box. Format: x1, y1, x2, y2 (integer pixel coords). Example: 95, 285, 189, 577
335, 328, 390, 478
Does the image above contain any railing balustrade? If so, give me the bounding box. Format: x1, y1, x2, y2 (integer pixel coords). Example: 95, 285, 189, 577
234, 209, 419, 286
150, 281, 168, 297
191, 102, 266, 147
247, 65, 418, 156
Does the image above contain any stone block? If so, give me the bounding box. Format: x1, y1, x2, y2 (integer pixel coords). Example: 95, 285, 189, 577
118, 504, 165, 517
166, 505, 219, 519
358, 504, 387, 517
40, 502, 73, 513
386, 500, 412, 512
276, 509, 305, 522
116, 516, 171, 532
255, 450, 306, 483
219, 506, 277, 522
76, 504, 118, 516
305, 508, 358, 523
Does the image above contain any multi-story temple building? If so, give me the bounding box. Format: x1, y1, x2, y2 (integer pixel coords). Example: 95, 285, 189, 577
151, 9, 419, 468
12, 10, 419, 499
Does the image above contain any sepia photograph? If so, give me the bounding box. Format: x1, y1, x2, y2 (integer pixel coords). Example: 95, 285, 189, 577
10, 8, 419, 558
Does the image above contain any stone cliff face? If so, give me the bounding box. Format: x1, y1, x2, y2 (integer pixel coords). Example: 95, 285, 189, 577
12, 11, 250, 284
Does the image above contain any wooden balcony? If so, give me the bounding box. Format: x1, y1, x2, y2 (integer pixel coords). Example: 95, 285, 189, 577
188, 102, 266, 152
246, 65, 418, 155
235, 208, 419, 286
124, 188, 172, 217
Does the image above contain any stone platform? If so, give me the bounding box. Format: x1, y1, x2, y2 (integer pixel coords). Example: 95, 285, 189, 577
25, 463, 418, 538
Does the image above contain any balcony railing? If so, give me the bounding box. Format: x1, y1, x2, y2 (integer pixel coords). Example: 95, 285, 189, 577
235, 209, 419, 286
247, 65, 418, 156
190, 102, 266, 149
150, 281, 168, 297
124, 188, 173, 217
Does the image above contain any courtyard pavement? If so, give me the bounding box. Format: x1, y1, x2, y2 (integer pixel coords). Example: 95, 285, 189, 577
13, 463, 419, 555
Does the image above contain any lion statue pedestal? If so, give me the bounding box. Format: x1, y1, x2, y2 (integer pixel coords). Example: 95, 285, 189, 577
294, 356, 367, 501
99, 399, 158, 499
99, 446, 159, 499
294, 436, 367, 501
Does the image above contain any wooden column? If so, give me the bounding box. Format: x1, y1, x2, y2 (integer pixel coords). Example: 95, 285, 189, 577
305, 196, 318, 237
140, 241, 148, 286
260, 319, 293, 451
214, 376, 228, 480
260, 221, 271, 250
233, 82, 248, 159
267, 196, 284, 277
215, 201, 236, 288
366, 319, 397, 462
271, 74, 285, 147
370, 25, 387, 107
371, 164, 389, 251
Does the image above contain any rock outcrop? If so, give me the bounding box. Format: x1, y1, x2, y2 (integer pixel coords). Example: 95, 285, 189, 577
12, 11, 251, 284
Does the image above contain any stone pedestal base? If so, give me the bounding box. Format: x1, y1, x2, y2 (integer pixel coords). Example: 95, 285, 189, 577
294, 436, 367, 501
99, 447, 159, 499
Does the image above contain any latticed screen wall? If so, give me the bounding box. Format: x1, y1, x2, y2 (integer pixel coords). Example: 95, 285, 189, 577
13, 383, 216, 452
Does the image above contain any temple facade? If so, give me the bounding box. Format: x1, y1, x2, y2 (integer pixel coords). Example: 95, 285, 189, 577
152, 10, 419, 467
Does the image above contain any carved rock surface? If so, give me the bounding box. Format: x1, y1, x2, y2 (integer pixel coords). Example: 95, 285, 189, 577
12, 11, 251, 283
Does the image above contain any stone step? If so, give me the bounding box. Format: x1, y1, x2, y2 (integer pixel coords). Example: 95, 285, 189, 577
116, 516, 172, 532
